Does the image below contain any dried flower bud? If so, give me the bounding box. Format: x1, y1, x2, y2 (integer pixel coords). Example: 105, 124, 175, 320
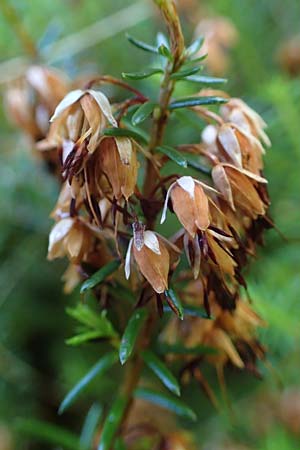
125, 224, 172, 293
98, 136, 138, 200
161, 176, 215, 237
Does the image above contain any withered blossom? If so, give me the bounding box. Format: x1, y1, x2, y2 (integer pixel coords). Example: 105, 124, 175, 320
98, 136, 138, 200
161, 176, 216, 237
125, 222, 178, 294
47, 217, 94, 264
5, 65, 69, 141
41, 88, 117, 156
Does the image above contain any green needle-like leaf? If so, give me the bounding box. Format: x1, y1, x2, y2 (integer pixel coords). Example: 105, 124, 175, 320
80, 403, 103, 450
122, 68, 163, 80
65, 329, 114, 346
134, 388, 197, 421
119, 308, 148, 365
59, 352, 118, 414
185, 36, 205, 57
171, 66, 202, 80
164, 289, 184, 320
15, 418, 81, 450
169, 96, 228, 110
142, 350, 181, 396
156, 145, 187, 168
103, 127, 148, 144
184, 75, 227, 84
126, 34, 158, 54
97, 396, 127, 450
132, 101, 157, 126
80, 260, 120, 293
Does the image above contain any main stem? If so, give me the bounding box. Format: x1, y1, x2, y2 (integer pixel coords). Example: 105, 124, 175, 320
118, 62, 178, 434
117, 21, 184, 447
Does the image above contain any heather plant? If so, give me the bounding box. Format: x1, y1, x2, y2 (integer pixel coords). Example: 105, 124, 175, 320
2, 1, 276, 449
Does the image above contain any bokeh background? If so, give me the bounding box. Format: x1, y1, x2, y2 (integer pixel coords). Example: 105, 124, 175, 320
0, 0, 299, 449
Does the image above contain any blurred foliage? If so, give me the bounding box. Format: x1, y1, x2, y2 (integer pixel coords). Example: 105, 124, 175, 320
0, 0, 300, 449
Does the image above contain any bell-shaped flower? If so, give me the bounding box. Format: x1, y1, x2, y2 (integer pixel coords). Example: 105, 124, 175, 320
44, 88, 117, 153
47, 217, 94, 264
220, 98, 271, 148
125, 223, 175, 294
161, 176, 217, 238
98, 136, 138, 200
212, 163, 268, 218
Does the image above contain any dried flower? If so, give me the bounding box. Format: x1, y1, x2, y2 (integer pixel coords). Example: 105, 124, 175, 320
125, 223, 172, 294
47, 217, 94, 264
161, 176, 215, 237
98, 136, 138, 200
5, 65, 69, 142
43, 88, 116, 154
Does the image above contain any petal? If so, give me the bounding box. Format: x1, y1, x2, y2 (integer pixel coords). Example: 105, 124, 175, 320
193, 183, 210, 231
201, 124, 218, 145
144, 230, 161, 255
80, 94, 104, 153
88, 89, 117, 127
50, 89, 84, 122
218, 124, 242, 167
62, 139, 75, 165
160, 181, 176, 224
133, 243, 169, 293
125, 238, 133, 279
177, 176, 195, 198
48, 218, 73, 252
212, 165, 235, 210
222, 163, 267, 183
115, 137, 132, 165
171, 184, 198, 237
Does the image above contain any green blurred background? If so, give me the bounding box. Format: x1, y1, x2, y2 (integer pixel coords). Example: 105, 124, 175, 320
0, 0, 299, 449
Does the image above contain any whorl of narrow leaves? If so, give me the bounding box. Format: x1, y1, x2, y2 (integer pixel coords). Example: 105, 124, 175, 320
119, 308, 149, 365
58, 352, 118, 414
65, 305, 117, 346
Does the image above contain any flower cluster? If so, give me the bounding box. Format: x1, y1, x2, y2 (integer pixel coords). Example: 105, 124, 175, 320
2, 2, 274, 443
43, 79, 272, 386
